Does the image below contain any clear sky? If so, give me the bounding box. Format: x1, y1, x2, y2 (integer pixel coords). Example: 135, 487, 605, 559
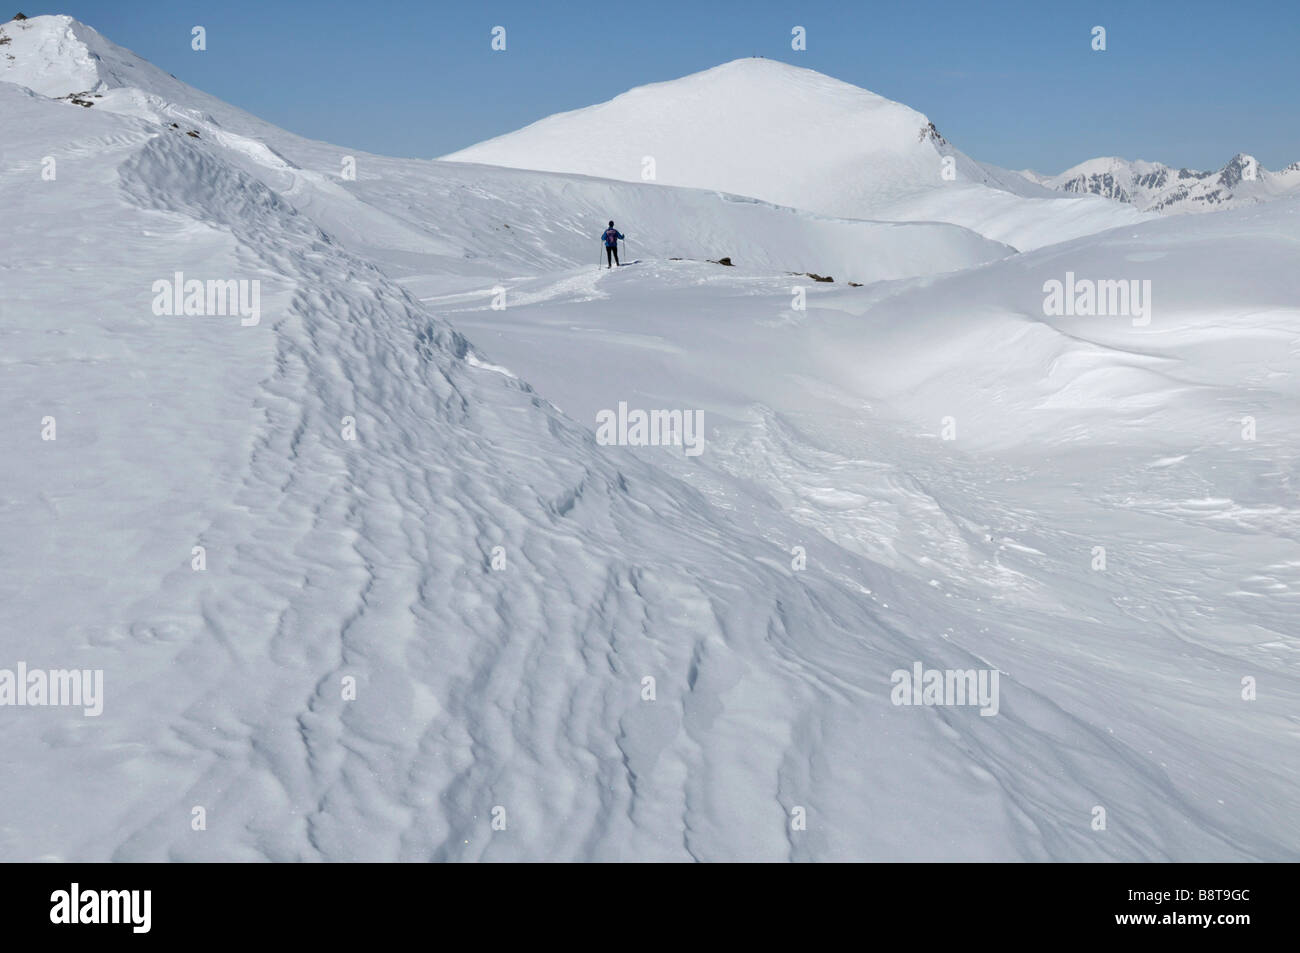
18, 0, 1300, 173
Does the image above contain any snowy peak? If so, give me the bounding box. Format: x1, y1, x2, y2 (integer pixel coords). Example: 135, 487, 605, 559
0, 13, 161, 97
440, 56, 1150, 250
658, 55, 910, 109
1216, 152, 1259, 188
0, 13, 267, 131
0, 13, 311, 176
1042, 151, 1300, 214
442, 57, 1024, 209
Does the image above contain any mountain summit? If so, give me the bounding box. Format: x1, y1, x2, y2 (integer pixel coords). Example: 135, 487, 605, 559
441, 57, 1147, 249
0, 13, 287, 141
443, 57, 1028, 206
2, 13, 178, 97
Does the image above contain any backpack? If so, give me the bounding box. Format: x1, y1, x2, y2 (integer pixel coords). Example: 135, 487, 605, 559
604, 228, 619, 246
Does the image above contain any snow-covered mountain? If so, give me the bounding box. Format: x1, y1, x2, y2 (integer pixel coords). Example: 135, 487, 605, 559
442, 57, 1151, 250
1032, 154, 1300, 214
3, 13, 1298, 863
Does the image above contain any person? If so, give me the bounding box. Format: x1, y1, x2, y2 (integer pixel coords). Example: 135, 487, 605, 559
602, 221, 625, 268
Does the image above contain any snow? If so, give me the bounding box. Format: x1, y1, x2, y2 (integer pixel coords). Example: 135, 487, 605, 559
1040, 153, 1300, 213
442, 56, 1152, 251
2, 14, 1298, 862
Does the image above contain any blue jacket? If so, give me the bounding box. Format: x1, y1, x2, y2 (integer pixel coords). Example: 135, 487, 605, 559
602, 227, 625, 248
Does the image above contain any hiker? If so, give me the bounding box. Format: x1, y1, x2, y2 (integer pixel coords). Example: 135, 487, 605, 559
602, 221, 625, 268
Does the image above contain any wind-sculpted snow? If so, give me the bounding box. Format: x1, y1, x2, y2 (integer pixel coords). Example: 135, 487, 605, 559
2, 15, 1297, 863
435, 212, 1300, 861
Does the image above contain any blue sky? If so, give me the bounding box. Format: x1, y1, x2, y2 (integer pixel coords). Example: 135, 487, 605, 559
22, 0, 1300, 172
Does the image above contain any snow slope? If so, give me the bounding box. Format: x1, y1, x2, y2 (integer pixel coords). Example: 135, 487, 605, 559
442, 57, 1151, 251
431, 199, 1300, 863
1038, 154, 1300, 214
2, 14, 1297, 862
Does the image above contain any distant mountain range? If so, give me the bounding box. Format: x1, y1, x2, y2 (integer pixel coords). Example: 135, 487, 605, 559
1020, 154, 1300, 213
